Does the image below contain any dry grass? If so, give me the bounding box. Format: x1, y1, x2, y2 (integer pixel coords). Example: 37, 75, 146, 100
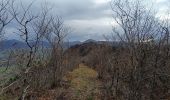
63, 64, 102, 100
64, 64, 98, 80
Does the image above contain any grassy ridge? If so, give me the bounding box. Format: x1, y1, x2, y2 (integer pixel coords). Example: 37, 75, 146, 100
63, 64, 102, 100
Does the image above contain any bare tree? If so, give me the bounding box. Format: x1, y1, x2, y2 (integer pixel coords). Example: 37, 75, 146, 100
1, 2, 61, 99
0, 0, 14, 43
1, 1, 70, 99
44, 16, 69, 87
106, 0, 170, 99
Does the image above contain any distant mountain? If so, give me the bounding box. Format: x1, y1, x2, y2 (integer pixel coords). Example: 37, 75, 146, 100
0, 39, 27, 50
0, 39, 120, 50
0, 39, 82, 50
84, 39, 96, 43
63, 41, 81, 48
0, 39, 52, 50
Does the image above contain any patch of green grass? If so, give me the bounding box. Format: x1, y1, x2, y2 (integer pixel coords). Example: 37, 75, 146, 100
0, 95, 8, 100
0, 50, 9, 59
0, 95, 18, 100
87, 95, 94, 100
0, 66, 19, 86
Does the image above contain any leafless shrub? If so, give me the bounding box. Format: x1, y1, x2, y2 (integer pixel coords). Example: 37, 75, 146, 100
1, 1, 70, 99
0, 0, 14, 41
98, 0, 170, 99
44, 16, 69, 87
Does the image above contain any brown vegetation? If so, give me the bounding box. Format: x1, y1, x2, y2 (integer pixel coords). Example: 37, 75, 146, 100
1, 0, 170, 100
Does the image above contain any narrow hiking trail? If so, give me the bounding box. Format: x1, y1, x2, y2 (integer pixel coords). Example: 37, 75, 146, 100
62, 64, 102, 100
37, 64, 103, 100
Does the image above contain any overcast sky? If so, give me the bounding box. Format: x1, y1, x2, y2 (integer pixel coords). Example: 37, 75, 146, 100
5, 0, 169, 41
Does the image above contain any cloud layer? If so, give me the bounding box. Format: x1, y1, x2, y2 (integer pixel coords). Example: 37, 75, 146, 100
5, 0, 170, 41
11, 0, 113, 41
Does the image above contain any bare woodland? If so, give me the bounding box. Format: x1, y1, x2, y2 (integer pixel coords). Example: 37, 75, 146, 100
0, 0, 170, 100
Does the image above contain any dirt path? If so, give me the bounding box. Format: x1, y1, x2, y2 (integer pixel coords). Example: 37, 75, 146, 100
59, 63, 102, 100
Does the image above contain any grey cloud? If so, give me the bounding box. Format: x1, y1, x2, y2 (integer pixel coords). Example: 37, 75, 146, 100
7, 0, 167, 41
9, 0, 113, 41
33, 0, 112, 20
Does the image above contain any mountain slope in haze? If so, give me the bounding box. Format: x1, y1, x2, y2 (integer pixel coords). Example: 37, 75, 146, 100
0, 39, 82, 50
0, 39, 27, 50
0, 39, 119, 50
